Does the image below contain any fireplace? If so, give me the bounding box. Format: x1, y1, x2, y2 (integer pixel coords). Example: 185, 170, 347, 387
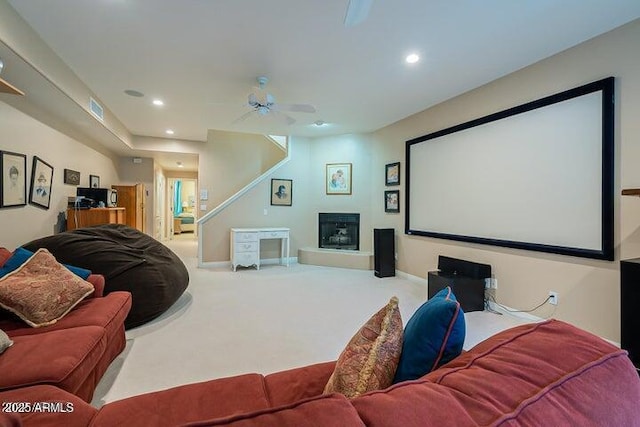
318, 213, 360, 250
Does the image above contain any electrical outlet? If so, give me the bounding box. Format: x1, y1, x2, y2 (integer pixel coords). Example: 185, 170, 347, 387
549, 291, 558, 306
485, 278, 498, 289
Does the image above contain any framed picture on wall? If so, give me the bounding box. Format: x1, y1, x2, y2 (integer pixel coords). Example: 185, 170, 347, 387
385, 162, 400, 186
29, 156, 54, 209
64, 168, 81, 185
271, 178, 292, 206
326, 163, 352, 195
89, 174, 100, 188
385, 190, 400, 213
0, 151, 27, 208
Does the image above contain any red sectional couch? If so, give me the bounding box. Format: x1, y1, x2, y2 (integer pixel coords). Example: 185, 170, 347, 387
0, 247, 132, 403
2, 319, 639, 427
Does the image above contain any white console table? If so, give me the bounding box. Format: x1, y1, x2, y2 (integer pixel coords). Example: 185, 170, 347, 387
230, 228, 290, 271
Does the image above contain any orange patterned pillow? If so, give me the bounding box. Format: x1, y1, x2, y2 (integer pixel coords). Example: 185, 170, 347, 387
0, 248, 94, 327
324, 296, 403, 398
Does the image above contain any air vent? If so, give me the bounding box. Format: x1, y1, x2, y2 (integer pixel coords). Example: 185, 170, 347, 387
89, 97, 104, 121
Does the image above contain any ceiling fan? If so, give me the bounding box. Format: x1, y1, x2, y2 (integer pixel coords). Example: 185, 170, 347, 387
233, 76, 316, 125
344, 0, 374, 27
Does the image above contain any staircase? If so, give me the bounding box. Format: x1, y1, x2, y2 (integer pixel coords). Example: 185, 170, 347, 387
196, 131, 291, 268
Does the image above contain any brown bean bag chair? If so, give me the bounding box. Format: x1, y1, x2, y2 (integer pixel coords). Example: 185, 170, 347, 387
22, 224, 189, 329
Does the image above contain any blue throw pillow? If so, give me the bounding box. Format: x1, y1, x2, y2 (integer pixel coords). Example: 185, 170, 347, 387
0, 247, 92, 280
393, 286, 465, 383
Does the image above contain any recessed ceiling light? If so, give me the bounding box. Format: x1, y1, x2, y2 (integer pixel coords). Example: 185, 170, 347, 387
405, 53, 420, 64
124, 89, 144, 97
314, 120, 326, 127
165, 129, 174, 135
152, 99, 164, 106
176, 161, 184, 168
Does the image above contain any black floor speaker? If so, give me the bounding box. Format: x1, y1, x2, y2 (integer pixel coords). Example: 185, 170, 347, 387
374, 228, 395, 278
621, 258, 640, 371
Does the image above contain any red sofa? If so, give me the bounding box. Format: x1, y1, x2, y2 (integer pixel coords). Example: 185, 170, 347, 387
2, 319, 639, 426
0, 247, 132, 403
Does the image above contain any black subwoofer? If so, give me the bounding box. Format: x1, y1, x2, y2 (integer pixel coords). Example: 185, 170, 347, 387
374, 228, 395, 278
621, 258, 640, 371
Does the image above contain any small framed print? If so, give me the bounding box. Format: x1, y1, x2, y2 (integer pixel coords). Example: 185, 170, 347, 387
0, 151, 27, 208
29, 156, 54, 209
385, 162, 400, 186
64, 168, 81, 185
89, 174, 100, 188
326, 163, 352, 195
385, 190, 400, 213
271, 178, 292, 206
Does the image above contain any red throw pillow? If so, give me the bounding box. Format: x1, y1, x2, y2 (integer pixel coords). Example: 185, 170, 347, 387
324, 296, 403, 398
0, 248, 94, 327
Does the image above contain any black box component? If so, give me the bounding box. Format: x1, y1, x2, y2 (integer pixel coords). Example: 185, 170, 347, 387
373, 228, 395, 278
621, 258, 640, 371
427, 256, 492, 312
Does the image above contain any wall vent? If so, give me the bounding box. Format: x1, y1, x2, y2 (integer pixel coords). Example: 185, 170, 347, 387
89, 97, 104, 121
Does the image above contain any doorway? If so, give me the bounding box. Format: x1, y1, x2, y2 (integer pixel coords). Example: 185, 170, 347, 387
167, 177, 198, 240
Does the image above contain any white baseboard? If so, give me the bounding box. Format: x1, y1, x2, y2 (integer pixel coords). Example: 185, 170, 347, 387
488, 301, 620, 347
198, 257, 298, 269
487, 301, 544, 322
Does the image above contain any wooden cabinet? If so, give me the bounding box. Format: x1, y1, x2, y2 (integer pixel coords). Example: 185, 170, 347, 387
66, 207, 126, 231
112, 184, 145, 232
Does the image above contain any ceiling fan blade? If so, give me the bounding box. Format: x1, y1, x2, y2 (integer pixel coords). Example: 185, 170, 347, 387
344, 0, 373, 27
273, 103, 316, 113
232, 110, 255, 124
272, 110, 296, 125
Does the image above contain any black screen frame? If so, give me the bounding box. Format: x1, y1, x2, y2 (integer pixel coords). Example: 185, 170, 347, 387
405, 77, 615, 261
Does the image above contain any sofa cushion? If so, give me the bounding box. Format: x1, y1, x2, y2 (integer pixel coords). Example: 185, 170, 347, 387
2, 291, 131, 339
0, 385, 97, 427
182, 394, 365, 427
0, 248, 94, 327
393, 286, 464, 383
0, 325, 107, 395
324, 297, 403, 398
0, 247, 91, 279
92, 373, 272, 427
0, 328, 12, 354
352, 320, 640, 426
264, 361, 337, 407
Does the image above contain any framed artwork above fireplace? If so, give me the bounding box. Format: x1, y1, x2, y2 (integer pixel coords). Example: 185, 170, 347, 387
326, 163, 352, 195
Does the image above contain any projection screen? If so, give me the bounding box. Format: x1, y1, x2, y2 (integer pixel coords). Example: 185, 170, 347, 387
405, 77, 614, 260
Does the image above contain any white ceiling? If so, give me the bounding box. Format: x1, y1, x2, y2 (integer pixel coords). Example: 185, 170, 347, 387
6, 1, 640, 149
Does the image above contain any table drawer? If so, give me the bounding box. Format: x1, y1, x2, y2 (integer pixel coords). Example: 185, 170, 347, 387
234, 252, 259, 266
259, 230, 288, 239
235, 242, 259, 253
234, 232, 259, 243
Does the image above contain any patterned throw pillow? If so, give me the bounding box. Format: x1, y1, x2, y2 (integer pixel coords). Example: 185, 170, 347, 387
0, 328, 12, 354
324, 296, 403, 398
393, 286, 465, 383
0, 248, 94, 328
0, 247, 91, 279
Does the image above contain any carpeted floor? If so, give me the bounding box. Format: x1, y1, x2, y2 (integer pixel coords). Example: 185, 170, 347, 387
91, 239, 528, 407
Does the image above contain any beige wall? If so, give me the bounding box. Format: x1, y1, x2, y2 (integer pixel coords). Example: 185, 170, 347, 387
369, 19, 640, 343
0, 101, 118, 248
201, 132, 376, 262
